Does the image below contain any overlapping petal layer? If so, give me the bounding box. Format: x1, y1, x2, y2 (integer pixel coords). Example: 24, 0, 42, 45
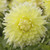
43, 0, 50, 16
0, 0, 7, 12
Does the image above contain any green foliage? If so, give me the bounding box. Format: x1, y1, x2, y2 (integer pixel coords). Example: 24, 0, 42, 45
44, 16, 50, 45
0, 13, 4, 28
0, 13, 4, 36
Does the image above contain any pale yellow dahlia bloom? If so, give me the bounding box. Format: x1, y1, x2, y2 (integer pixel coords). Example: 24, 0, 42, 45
43, 0, 50, 16
3, 2, 47, 48
0, 0, 7, 12
34, 0, 43, 6
8, 0, 43, 8
8, 0, 32, 8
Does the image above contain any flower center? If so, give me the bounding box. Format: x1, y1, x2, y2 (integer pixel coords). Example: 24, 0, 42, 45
18, 19, 32, 32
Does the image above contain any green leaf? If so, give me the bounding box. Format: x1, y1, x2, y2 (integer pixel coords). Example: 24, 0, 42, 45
41, 45, 50, 50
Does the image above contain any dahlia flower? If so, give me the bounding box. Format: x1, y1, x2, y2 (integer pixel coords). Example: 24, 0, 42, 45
3, 2, 47, 48
8, 0, 32, 8
0, 0, 7, 12
34, 0, 42, 6
43, 0, 50, 16
8, 0, 42, 8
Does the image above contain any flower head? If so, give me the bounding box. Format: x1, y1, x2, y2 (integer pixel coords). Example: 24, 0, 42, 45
3, 2, 47, 48
8, 0, 42, 8
0, 0, 7, 12
34, 0, 43, 6
8, 0, 32, 8
43, 0, 50, 16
